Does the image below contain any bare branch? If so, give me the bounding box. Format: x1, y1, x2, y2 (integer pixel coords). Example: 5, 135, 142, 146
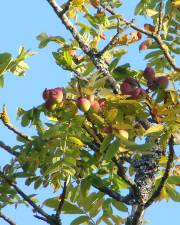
92, 183, 133, 205
157, 0, 163, 34
0, 212, 17, 225
56, 180, 67, 218
0, 140, 19, 157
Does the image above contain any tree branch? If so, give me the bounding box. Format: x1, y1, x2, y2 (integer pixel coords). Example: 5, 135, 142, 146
101, 4, 180, 72
0, 171, 59, 225
157, 0, 163, 34
46, 0, 120, 93
0, 140, 19, 157
56, 180, 67, 218
145, 136, 175, 208
0, 107, 32, 142
92, 183, 133, 205
0, 212, 17, 225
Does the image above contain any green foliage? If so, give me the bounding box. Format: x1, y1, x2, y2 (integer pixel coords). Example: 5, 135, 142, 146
0, 1, 179, 224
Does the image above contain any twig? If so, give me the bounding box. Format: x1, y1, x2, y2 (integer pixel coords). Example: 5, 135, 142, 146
145, 136, 175, 208
0, 107, 32, 142
101, 4, 180, 72
56, 180, 67, 218
92, 183, 133, 205
0, 140, 19, 157
0, 212, 17, 225
46, 0, 120, 93
157, 0, 163, 34
112, 157, 137, 193
0, 171, 58, 225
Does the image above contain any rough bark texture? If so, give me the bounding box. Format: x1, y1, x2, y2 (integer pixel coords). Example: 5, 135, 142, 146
125, 141, 163, 225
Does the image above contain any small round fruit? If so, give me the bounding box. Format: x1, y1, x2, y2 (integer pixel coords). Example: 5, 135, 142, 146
44, 101, 57, 112
143, 66, 155, 81
131, 88, 147, 99
124, 77, 138, 87
120, 82, 134, 95
155, 76, 169, 89
49, 87, 64, 103
77, 97, 91, 112
42, 88, 50, 100
91, 100, 100, 113
90, 0, 100, 8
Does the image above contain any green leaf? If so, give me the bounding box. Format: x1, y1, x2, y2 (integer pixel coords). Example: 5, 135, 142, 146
167, 176, 180, 185
166, 186, 180, 202
0, 75, 4, 88
100, 134, 113, 153
70, 216, 90, 225
43, 197, 59, 208
111, 199, 128, 212
0, 53, 12, 75
144, 124, 164, 136
109, 58, 120, 72
62, 200, 84, 214
104, 139, 120, 160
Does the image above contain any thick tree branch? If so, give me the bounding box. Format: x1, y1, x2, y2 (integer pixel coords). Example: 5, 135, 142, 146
46, 0, 120, 93
145, 136, 175, 208
157, 0, 163, 34
92, 183, 133, 205
0, 140, 19, 157
0, 212, 17, 225
0, 171, 59, 225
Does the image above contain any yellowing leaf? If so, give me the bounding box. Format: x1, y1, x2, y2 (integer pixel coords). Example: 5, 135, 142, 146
105, 108, 118, 123
68, 136, 84, 147
144, 124, 164, 135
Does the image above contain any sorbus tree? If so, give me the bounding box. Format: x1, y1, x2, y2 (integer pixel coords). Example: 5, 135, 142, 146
0, 1, 179, 225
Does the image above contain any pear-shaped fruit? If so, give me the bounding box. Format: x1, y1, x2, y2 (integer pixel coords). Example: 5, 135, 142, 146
155, 76, 169, 89
91, 100, 100, 113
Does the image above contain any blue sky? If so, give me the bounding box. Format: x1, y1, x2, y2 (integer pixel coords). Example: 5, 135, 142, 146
0, 1, 179, 225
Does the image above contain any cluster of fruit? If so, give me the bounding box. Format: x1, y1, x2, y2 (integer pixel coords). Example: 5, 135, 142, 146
43, 87, 64, 111
143, 66, 169, 90
42, 87, 105, 113
120, 66, 169, 99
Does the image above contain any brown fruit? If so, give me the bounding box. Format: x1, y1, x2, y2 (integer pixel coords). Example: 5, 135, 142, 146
124, 77, 139, 87
155, 76, 169, 89
143, 66, 156, 81
77, 97, 91, 112
131, 88, 147, 99
120, 82, 134, 95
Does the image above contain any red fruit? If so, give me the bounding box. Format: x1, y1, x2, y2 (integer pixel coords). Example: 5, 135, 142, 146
120, 82, 134, 95
42, 88, 50, 100
43, 87, 64, 103
98, 98, 106, 111
91, 101, 100, 113
131, 88, 147, 99
77, 97, 91, 112
124, 77, 138, 87
147, 80, 157, 90
143, 66, 155, 81
155, 76, 169, 89
44, 101, 57, 111
49, 87, 64, 103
